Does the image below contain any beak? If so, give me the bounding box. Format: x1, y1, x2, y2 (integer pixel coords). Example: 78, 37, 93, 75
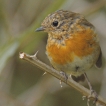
35, 26, 44, 32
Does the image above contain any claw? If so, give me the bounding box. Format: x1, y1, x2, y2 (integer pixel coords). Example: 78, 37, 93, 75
59, 71, 68, 87
60, 80, 63, 87
91, 90, 98, 104
82, 90, 98, 106
84, 73, 98, 104
82, 95, 90, 106
87, 98, 90, 106
87, 90, 98, 105
82, 96, 86, 100
60, 71, 68, 83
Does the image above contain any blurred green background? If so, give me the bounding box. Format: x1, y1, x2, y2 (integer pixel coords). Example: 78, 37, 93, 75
0, 0, 106, 106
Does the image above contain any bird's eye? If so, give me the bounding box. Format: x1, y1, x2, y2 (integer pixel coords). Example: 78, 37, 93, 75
52, 21, 58, 27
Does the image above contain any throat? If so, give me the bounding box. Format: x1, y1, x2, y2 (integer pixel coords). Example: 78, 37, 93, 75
47, 33, 70, 47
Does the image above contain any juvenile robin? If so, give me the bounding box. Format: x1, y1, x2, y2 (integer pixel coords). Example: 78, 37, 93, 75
36, 10, 102, 98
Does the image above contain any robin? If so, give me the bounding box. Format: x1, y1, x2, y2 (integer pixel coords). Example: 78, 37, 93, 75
36, 10, 102, 99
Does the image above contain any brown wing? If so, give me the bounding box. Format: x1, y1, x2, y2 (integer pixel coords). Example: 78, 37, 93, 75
95, 49, 102, 68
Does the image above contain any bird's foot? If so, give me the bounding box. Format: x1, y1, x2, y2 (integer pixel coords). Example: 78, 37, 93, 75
59, 71, 68, 87
82, 89, 98, 106
60, 71, 68, 82
89, 89, 98, 104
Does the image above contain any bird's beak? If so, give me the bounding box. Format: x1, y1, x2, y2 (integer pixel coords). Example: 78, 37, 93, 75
35, 26, 44, 32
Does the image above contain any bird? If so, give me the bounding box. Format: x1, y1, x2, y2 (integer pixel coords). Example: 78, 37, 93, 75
35, 10, 102, 100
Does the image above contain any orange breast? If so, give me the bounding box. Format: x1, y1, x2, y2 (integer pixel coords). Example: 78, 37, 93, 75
46, 28, 97, 65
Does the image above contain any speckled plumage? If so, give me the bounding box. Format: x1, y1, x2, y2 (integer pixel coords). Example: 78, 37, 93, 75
36, 10, 102, 81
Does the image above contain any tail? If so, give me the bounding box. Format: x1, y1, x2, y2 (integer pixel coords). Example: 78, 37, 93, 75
71, 74, 85, 82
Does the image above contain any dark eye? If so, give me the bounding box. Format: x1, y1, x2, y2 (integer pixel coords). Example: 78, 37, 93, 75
52, 21, 58, 27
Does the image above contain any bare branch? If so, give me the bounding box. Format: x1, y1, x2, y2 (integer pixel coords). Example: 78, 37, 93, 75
19, 52, 106, 106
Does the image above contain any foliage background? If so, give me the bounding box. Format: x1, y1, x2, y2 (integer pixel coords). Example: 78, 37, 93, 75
0, 0, 106, 106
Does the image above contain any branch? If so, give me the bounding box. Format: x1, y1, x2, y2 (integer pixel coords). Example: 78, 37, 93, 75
19, 52, 106, 106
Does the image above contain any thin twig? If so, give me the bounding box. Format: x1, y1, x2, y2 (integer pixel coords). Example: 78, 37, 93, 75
19, 52, 106, 106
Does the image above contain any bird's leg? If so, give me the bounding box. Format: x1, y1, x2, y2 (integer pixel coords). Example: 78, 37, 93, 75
83, 73, 98, 104
60, 71, 68, 82
84, 73, 93, 91
51, 64, 68, 87
59, 71, 68, 87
